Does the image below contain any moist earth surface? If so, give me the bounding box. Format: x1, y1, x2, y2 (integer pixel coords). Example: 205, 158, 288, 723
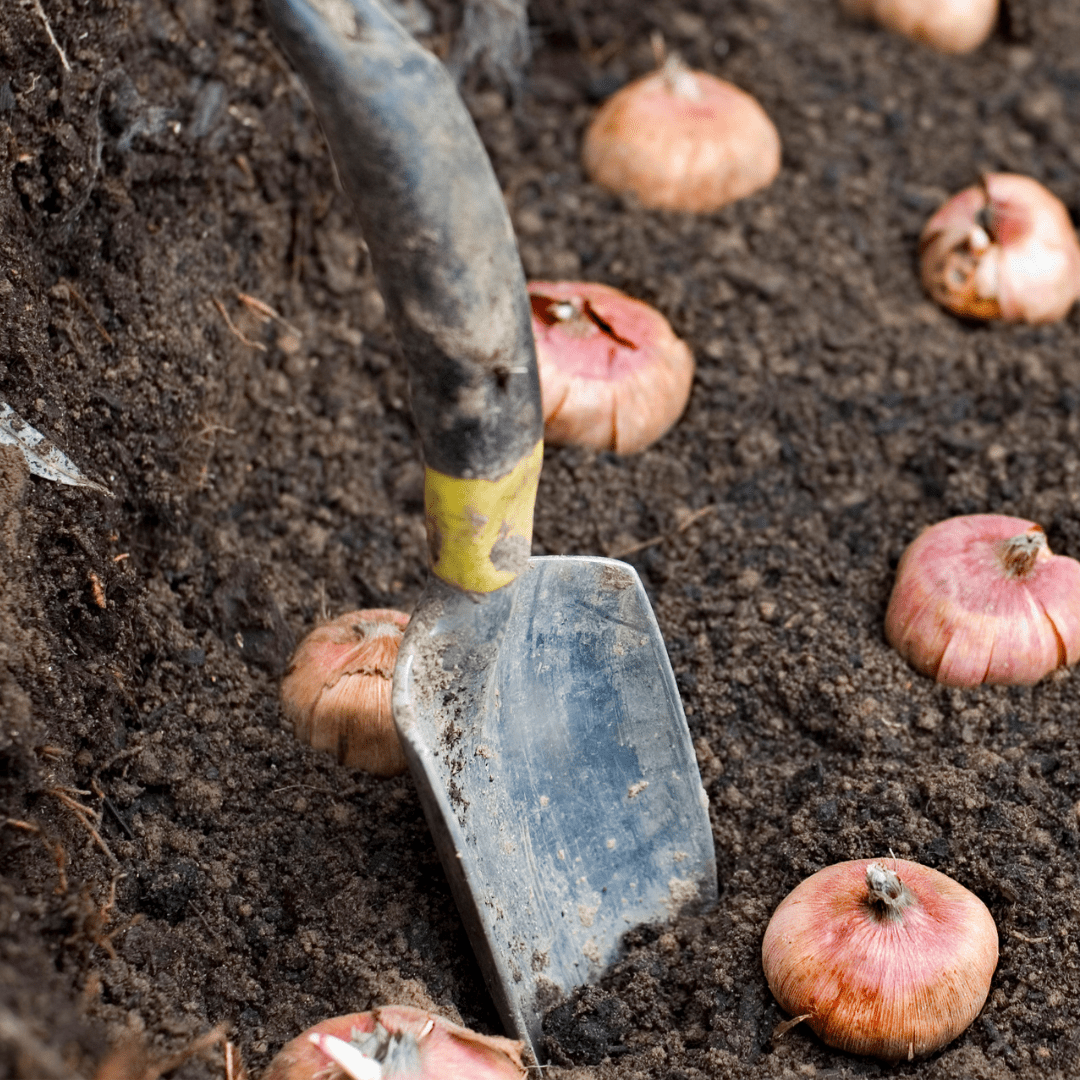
1, 0, 1079, 1077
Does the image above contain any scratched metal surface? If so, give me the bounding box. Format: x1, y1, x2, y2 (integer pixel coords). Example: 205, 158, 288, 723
395, 555, 716, 1059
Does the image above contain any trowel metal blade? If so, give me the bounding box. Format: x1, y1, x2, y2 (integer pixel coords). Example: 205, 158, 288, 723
393, 555, 717, 1061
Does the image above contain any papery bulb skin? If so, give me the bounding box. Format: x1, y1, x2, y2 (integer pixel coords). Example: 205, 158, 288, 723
762, 859, 998, 1061
280, 609, 410, 776
262, 1006, 526, 1080
528, 281, 694, 454
920, 174, 1080, 324
840, 0, 998, 54
885, 515, 1080, 687
582, 53, 780, 213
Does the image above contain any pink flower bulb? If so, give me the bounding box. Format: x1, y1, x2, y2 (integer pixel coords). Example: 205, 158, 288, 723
582, 52, 780, 213
841, 0, 998, 55
263, 1006, 526, 1080
762, 859, 998, 1061
885, 515, 1080, 686
280, 609, 410, 775
920, 174, 1080, 324
528, 281, 694, 454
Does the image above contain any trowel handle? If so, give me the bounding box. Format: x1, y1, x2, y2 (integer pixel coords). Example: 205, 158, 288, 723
264, 0, 544, 594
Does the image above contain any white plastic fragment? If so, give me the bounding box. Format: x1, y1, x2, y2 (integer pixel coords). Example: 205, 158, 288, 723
0, 401, 112, 496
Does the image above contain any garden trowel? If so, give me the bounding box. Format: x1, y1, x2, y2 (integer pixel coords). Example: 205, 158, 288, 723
264, 0, 717, 1062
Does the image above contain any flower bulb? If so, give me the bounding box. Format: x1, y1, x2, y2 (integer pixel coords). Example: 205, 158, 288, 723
582, 50, 780, 213
920, 174, 1080, 324
840, 0, 998, 54
885, 515, 1080, 686
762, 858, 998, 1061
280, 609, 410, 776
263, 1006, 526, 1080
528, 281, 694, 454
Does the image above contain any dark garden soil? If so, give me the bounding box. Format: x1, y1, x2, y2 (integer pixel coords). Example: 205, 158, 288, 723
3, 0, 1080, 1077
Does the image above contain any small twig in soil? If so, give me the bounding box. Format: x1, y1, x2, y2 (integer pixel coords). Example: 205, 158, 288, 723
151, 1023, 231, 1080
3, 817, 38, 833
237, 291, 302, 338
91, 778, 134, 840
607, 504, 715, 559
195, 421, 237, 444
58, 71, 130, 232
191, 904, 224, 946
47, 834, 69, 894
48, 787, 120, 868
93, 1025, 234, 1080
28, 0, 70, 73
93, 742, 148, 781
68, 871, 136, 961
1008, 929, 1050, 944
270, 782, 338, 796
4, 816, 70, 893
212, 296, 267, 351
88, 570, 106, 608
233, 153, 256, 188
58, 280, 115, 345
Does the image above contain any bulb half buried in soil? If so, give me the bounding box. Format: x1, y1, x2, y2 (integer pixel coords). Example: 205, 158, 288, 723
528, 280, 694, 454
280, 608, 410, 775
762, 858, 998, 1061
919, 174, 1080, 324
263, 1006, 526, 1080
840, 0, 998, 54
884, 514, 1080, 686
582, 54, 781, 213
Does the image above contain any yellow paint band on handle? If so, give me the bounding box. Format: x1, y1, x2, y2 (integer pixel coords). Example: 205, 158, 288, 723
424, 440, 544, 594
